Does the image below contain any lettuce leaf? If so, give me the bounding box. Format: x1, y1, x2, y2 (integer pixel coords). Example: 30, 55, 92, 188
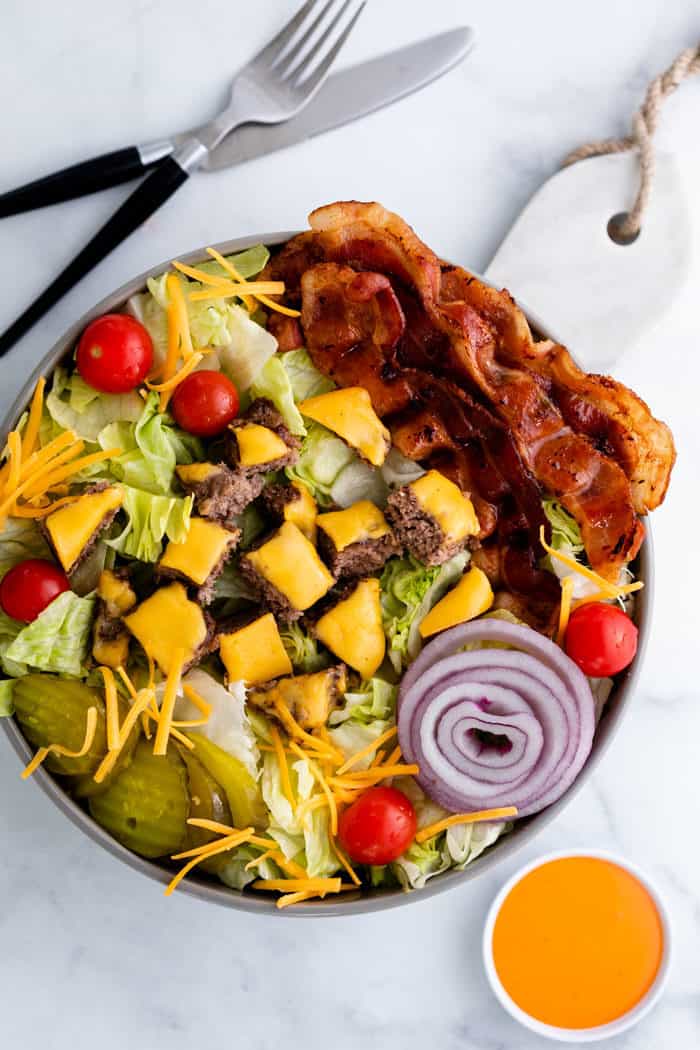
280, 622, 331, 673
45, 367, 143, 443
380, 447, 426, 489
285, 422, 357, 508
250, 355, 306, 436
3, 591, 95, 678
194, 244, 270, 282
279, 349, 335, 401
380, 552, 469, 672
329, 459, 389, 509
261, 751, 338, 877
543, 499, 584, 554
0, 609, 25, 678
172, 671, 259, 780
0, 679, 14, 716
0, 518, 51, 580
107, 486, 192, 562
217, 844, 281, 890
328, 717, 394, 773
330, 677, 397, 726
98, 391, 202, 495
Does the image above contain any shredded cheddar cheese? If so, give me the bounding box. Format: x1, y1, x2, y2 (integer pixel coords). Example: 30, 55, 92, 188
92, 688, 155, 784
556, 575, 576, 646
332, 840, 361, 887
207, 246, 302, 318
20, 377, 46, 458
153, 649, 185, 756
165, 827, 255, 896
290, 741, 337, 835
188, 281, 286, 302
22, 707, 98, 780
415, 807, 519, 843
539, 526, 643, 602
270, 724, 296, 810
98, 666, 120, 752
336, 725, 398, 775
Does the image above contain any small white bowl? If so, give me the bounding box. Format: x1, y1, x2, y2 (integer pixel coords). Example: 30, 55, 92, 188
482, 849, 672, 1043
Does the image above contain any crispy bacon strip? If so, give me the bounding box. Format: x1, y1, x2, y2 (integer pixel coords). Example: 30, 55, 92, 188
292, 202, 673, 579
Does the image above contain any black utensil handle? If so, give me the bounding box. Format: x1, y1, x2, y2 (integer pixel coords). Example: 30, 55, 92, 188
0, 156, 189, 357
0, 147, 160, 219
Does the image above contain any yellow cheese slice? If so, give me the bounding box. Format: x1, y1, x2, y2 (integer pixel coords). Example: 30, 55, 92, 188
45, 486, 123, 572
409, 470, 479, 543
233, 422, 289, 467
124, 582, 208, 674
419, 566, 494, 638
314, 578, 385, 678
299, 388, 390, 467
219, 613, 292, 685
284, 481, 317, 542
317, 500, 390, 551
159, 517, 236, 585
243, 522, 333, 611
176, 462, 219, 485
97, 569, 136, 615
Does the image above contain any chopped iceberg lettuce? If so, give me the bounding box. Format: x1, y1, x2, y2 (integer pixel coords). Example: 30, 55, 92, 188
542, 498, 600, 599
172, 671, 259, 779
107, 486, 192, 563
279, 348, 335, 401
250, 355, 305, 436
98, 392, 202, 496
330, 677, 397, 726
380, 552, 469, 672
280, 622, 331, 673
0, 678, 14, 716
45, 367, 143, 443
3, 591, 95, 678
0, 518, 51, 580
285, 422, 357, 508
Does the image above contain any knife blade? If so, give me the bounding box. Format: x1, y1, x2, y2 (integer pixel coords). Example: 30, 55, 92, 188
177, 28, 475, 171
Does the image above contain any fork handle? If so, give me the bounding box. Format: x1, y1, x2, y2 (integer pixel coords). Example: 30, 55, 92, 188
0, 147, 163, 218
0, 156, 190, 356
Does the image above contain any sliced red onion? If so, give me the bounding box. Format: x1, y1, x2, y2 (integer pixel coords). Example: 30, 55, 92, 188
398, 620, 596, 818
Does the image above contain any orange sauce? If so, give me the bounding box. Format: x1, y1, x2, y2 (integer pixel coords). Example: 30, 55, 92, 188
492, 856, 664, 1029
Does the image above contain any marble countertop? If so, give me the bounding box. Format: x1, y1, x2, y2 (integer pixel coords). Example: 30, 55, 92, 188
1, 2, 699, 1047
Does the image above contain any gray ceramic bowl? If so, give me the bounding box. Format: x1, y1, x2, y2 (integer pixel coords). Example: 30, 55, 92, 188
0, 232, 651, 916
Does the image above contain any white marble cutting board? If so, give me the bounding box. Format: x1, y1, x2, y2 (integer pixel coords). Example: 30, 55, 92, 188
1, 2, 699, 1049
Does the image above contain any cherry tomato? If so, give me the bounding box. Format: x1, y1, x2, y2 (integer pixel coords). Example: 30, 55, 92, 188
338, 785, 417, 865
0, 559, 70, 623
76, 314, 153, 393
565, 602, 638, 677
170, 370, 240, 437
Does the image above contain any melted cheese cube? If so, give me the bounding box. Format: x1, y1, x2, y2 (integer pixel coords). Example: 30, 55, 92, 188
314, 578, 385, 678
176, 462, 219, 485
299, 388, 390, 467
219, 613, 292, 685
245, 520, 335, 613
124, 582, 208, 674
45, 486, 123, 572
284, 481, 317, 542
419, 566, 494, 637
159, 517, 236, 585
233, 422, 289, 467
409, 470, 479, 543
317, 500, 390, 551
243, 522, 334, 611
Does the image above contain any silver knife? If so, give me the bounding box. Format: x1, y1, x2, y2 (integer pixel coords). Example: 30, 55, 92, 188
0, 28, 475, 217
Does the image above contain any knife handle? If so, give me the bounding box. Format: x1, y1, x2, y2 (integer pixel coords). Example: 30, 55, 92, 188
0, 156, 190, 356
0, 147, 162, 218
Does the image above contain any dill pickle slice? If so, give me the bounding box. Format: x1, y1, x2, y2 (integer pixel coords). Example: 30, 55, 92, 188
179, 748, 233, 873
187, 733, 266, 830
12, 674, 107, 777
72, 696, 141, 799
89, 738, 189, 858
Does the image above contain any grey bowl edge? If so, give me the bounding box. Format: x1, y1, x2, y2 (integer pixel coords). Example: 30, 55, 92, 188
0, 231, 652, 917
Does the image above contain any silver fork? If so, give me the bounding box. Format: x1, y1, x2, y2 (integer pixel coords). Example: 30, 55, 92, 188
0, 0, 365, 355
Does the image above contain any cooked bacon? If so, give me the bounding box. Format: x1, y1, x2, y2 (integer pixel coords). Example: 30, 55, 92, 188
267, 313, 304, 352
296, 202, 676, 579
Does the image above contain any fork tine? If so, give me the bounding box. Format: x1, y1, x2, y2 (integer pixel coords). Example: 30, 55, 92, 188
273, 0, 337, 75
251, 0, 323, 70
290, 1, 365, 91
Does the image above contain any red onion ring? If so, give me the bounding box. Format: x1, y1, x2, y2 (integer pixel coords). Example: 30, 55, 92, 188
397, 620, 595, 817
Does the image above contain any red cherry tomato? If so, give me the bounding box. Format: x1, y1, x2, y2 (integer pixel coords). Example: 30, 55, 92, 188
0, 559, 70, 623
338, 785, 417, 865
565, 602, 638, 677
170, 370, 240, 437
76, 314, 153, 393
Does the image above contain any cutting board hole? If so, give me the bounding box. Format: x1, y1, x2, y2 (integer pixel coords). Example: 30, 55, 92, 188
607, 213, 641, 246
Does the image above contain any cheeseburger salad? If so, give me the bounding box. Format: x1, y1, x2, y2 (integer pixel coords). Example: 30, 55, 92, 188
0, 205, 674, 908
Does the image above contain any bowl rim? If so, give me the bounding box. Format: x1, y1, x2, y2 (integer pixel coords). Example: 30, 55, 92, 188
0, 231, 653, 916
481, 848, 671, 1041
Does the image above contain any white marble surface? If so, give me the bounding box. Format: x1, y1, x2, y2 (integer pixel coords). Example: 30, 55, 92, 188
1, 2, 699, 1047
